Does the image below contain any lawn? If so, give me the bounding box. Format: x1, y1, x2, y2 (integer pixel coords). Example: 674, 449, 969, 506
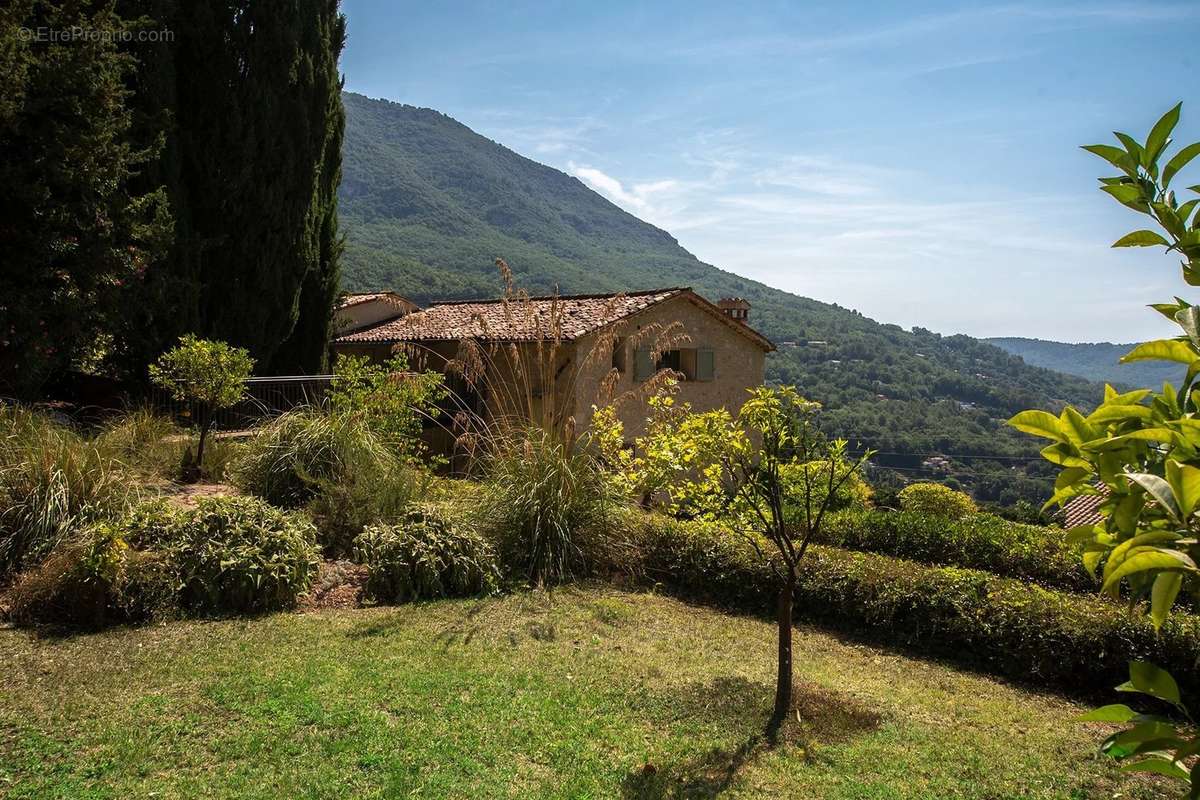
0, 586, 1160, 800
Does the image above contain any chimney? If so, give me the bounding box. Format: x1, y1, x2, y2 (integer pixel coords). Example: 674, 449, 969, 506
718, 297, 751, 324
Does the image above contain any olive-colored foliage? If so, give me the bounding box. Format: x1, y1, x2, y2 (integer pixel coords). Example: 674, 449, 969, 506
0, 407, 133, 577
1011, 103, 1200, 790
5, 524, 128, 628
5, 496, 318, 627
478, 426, 617, 587
149, 336, 254, 413
165, 496, 319, 615
620, 385, 872, 722
306, 467, 428, 559
593, 388, 732, 516
354, 504, 498, 603
898, 482, 977, 520
231, 409, 427, 556
781, 460, 873, 516
328, 353, 447, 463
594, 384, 872, 521
6, 501, 183, 628
819, 510, 1093, 592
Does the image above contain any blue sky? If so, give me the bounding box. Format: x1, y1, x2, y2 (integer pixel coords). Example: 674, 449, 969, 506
340, 1, 1199, 343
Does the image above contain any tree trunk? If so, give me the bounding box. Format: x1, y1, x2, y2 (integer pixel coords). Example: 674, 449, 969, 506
195, 411, 211, 477
772, 570, 796, 725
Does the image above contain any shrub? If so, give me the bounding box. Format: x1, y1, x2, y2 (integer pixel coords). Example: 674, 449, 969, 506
328, 353, 447, 463
817, 510, 1093, 592
624, 511, 1200, 699
898, 482, 976, 519
166, 496, 318, 614
477, 427, 617, 586
354, 504, 498, 602
4, 524, 126, 627
0, 407, 133, 576
230, 410, 393, 508
305, 464, 429, 558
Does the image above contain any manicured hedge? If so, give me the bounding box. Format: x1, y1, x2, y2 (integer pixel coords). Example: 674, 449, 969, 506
815, 510, 1094, 593
624, 512, 1200, 698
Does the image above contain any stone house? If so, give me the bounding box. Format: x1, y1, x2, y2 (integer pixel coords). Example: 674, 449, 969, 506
331, 288, 773, 441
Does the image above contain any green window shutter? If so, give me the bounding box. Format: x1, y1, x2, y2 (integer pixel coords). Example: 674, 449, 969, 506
697, 348, 715, 381
634, 348, 653, 381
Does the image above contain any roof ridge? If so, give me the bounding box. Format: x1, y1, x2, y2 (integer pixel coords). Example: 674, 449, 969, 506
429, 287, 688, 306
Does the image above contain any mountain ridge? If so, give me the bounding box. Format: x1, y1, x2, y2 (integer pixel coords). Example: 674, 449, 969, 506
985, 337, 1181, 388
337, 90, 1101, 505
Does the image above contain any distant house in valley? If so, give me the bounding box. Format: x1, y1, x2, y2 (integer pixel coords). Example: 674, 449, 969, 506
331, 288, 774, 441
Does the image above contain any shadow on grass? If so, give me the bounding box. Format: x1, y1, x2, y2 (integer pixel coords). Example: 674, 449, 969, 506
624, 677, 882, 799
344, 596, 495, 644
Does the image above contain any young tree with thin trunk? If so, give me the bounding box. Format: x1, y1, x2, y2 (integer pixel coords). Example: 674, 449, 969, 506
150, 336, 254, 480
720, 387, 873, 727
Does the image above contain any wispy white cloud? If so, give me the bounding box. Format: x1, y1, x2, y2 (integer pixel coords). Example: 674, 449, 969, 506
567, 163, 693, 229
554, 127, 1178, 341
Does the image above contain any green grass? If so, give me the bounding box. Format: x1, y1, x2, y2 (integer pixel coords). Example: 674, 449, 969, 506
0, 586, 1163, 799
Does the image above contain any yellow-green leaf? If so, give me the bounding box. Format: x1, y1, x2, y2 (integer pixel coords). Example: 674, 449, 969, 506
1125, 473, 1182, 521
1065, 524, 1102, 546
1040, 444, 1091, 468
1151, 571, 1184, 629
1088, 404, 1154, 424
1102, 548, 1196, 593
1145, 103, 1182, 167
1166, 460, 1200, 518
1078, 704, 1137, 723
1060, 407, 1098, 446
1112, 230, 1171, 248
1081, 428, 1177, 451
1007, 410, 1063, 441
1121, 339, 1200, 365
1104, 532, 1184, 584
1164, 141, 1200, 187
1119, 757, 1190, 782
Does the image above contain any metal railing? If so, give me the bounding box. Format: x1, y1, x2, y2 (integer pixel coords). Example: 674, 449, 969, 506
149, 375, 334, 430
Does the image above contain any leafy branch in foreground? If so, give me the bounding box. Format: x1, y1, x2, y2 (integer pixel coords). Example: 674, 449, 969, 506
1011, 102, 1200, 794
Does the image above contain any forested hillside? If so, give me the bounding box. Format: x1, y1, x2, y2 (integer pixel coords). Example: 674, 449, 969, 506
987, 337, 1181, 389
338, 92, 1102, 506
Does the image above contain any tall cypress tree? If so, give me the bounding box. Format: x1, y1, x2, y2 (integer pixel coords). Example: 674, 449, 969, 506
266, 5, 346, 374
0, 1, 171, 397
122, 0, 346, 374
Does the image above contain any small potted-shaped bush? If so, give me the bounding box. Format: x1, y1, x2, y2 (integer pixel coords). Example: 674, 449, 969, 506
149, 335, 254, 481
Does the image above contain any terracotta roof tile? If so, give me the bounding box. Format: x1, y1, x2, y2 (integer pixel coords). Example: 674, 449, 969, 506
334, 288, 774, 351
1060, 483, 1109, 528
